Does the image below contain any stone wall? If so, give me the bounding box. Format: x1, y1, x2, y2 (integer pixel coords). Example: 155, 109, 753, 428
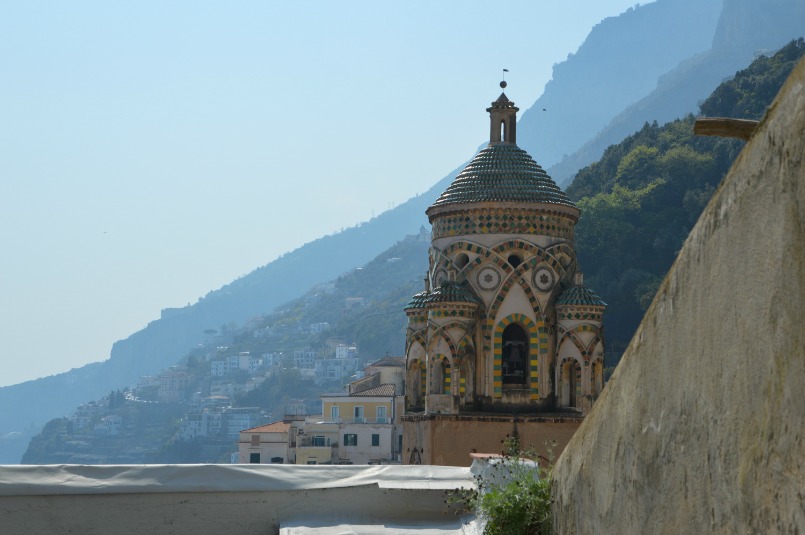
403, 415, 581, 466
552, 58, 805, 533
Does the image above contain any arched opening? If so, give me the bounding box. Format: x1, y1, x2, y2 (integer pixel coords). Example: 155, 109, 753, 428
593, 360, 603, 396
460, 355, 473, 402
500, 120, 506, 142
507, 254, 522, 268
502, 324, 528, 386
442, 360, 451, 394
454, 253, 469, 270
560, 360, 581, 409
407, 360, 425, 409
431, 358, 443, 394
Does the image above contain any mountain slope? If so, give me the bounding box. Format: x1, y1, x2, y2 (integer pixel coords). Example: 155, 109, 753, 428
568, 39, 805, 361
549, 0, 805, 186
0, 164, 460, 463
516, 0, 723, 170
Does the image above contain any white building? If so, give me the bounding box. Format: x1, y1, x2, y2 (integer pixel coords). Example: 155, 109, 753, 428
314, 357, 361, 385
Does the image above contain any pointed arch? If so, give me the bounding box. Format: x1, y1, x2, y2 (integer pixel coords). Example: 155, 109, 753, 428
557, 324, 602, 362
591, 357, 604, 396
407, 358, 426, 409
426, 327, 460, 359
430, 353, 452, 395
492, 313, 546, 400
557, 355, 582, 409
457, 334, 475, 399
405, 330, 428, 355
491, 239, 567, 277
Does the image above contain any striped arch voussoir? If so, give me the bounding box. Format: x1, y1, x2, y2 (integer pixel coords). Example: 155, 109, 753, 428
427, 331, 458, 360
493, 313, 545, 400
558, 324, 601, 361
487, 267, 542, 327
406, 332, 428, 355
437, 241, 497, 277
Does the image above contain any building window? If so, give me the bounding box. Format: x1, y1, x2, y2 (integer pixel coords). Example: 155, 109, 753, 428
312, 435, 326, 447
353, 406, 364, 423
270, 457, 284, 464
251, 434, 260, 447
307, 460, 317, 465
331, 405, 340, 421
249, 453, 260, 464
344, 433, 358, 446
376, 406, 387, 423
502, 323, 528, 385
371, 434, 380, 447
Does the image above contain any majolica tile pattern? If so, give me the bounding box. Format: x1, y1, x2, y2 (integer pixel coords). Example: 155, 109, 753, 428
404, 89, 606, 418
429, 144, 576, 209
556, 285, 607, 307
431, 208, 576, 240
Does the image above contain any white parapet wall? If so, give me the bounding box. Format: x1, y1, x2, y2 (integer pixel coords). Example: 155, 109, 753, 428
0, 464, 477, 535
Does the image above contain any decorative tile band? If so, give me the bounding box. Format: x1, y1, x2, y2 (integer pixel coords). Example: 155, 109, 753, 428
432, 208, 575, 240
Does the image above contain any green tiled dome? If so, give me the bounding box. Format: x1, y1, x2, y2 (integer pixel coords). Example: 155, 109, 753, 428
429, 144, 576, 210
556, 285, 607, 307
405, 291, 431, 310
426, 282, 480, 305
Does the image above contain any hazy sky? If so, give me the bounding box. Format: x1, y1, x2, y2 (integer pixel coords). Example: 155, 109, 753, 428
0, 1, 647, 388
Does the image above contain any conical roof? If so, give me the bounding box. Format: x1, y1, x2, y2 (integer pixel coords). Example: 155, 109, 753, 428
556, 285, 607, 307
405, 290, 431, 310
428, 143, 577, 212
426, 281, 480, 305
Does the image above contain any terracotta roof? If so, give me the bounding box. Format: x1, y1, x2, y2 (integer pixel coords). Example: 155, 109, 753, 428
352, 384, 396, 397
241, 421, 291, 434
369, 356, 406, 368
556, 285, 607, 307
428, 143, 576, 211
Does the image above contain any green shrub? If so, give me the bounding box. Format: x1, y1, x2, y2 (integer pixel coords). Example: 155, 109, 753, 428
448, 438, 554, 535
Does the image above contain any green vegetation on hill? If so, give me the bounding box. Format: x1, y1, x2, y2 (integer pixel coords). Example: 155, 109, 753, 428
568, 39, 805, 362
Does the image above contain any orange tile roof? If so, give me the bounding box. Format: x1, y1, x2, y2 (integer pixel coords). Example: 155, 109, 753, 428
241, 421, 291, 433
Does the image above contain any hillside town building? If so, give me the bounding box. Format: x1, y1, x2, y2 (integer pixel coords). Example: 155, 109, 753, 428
403, 85, 607, 465
238, 357, 405, 465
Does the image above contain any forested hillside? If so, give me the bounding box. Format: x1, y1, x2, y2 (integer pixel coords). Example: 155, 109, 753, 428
569, 39, 805, 361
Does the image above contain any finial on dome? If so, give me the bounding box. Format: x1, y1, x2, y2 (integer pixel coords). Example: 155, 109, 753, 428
487, 69, 518, 145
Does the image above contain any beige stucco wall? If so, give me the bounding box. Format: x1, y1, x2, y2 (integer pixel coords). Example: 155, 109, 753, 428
552, 58, 805, 533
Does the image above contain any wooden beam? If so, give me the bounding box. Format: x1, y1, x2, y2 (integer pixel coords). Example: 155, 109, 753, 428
694, 117, 759, 140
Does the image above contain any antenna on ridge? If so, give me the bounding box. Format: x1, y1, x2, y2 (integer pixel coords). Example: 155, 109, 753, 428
501, 68, 509, 89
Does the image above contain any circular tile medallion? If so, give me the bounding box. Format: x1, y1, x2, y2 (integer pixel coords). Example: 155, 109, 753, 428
476, 266, 501, 291
533, 267, 555, 292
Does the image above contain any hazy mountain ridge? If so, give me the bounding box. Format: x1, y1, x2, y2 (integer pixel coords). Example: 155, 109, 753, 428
0, 166, 459, 463
549, 0, 805, 186
21, 234, 431, 464
517, 0, 723, 170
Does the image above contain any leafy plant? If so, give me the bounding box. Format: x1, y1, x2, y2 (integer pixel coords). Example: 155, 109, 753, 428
448, 438, 555, 535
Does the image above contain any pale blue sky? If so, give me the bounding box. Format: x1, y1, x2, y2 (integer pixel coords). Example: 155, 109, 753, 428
0, 1, 647, 387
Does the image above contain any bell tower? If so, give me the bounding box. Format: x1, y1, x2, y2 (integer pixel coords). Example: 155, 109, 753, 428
487, 81, 518, 145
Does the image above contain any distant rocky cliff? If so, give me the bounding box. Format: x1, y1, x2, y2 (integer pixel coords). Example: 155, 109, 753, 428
552, 57, 805, 533
549, 0, 805, 186
518, 0, 722, 171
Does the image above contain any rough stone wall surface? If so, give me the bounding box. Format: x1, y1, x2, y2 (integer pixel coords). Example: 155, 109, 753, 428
552, 58, 805, 534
